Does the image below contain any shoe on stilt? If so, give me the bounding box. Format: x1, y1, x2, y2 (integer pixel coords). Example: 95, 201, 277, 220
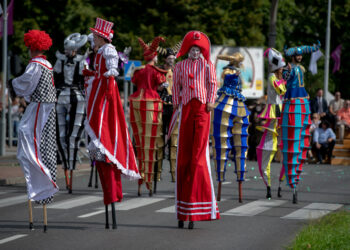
188, 221, 194, 230
277, 187, 282, 198
178, 220, 184, 228
266, 186, 271, 199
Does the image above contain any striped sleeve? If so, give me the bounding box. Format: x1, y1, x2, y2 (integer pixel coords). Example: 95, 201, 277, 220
172, 63, 181, 105
206, 62, 217, 103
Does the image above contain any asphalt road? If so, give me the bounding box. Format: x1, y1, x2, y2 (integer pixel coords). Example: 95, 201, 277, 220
0, 160, 349, 250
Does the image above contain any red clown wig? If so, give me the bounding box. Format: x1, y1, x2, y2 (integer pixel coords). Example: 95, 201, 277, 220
24, 30, 52, 51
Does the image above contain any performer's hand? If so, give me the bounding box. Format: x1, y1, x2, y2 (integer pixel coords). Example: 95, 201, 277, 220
316, 142, 321, 149
173, 104, 179, 110
206, 103, 214, 112
327, 138, 333, 143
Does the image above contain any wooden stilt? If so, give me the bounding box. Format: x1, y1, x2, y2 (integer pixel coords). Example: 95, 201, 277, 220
111, 202, 117, 229
105, 205, 109, 229
94, 163, 98, 189
278, 181, 282, 198
43, 204, 47, 233
28, 200, 33, 230
137, 183, 141, 197
153, 163, 158, 194
68, 170, 73, 194
217, 181, 222, 201
64, 169, 69, 190
88, 161, 94, 187
238, 181, 243, 203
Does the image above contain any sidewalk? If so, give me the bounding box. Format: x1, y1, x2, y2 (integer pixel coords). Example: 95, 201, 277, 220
0, 147, 92, 185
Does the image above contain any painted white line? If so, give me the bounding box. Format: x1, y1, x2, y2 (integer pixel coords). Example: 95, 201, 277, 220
47, 196, 101, 209
78, 197, 165, 218
222, 182, 231, 185
0, 195, 28, 208
0, 234, 27, 245
156, 205, 175, 213
222, 199, 287, 216
154, 194, 174, 199
282, 203, 343, 220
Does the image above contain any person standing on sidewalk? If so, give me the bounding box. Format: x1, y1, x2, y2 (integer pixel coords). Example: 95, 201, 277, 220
173, 31, 220, 229
9, 30, 58, 232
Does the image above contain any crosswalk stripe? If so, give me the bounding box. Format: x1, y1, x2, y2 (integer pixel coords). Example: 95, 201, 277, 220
0, 234, 27, 245
282, 203, 343, 220
222, 182, 231, 185
0, 195, 28, 208
156, 205, 175, 213
222, 199, 287, 216
46, 196, 101, 209
78, 197, 165, 218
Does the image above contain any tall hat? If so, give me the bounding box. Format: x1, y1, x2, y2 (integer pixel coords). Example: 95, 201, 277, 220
217, 52, 244, 68
138, 36, 165, 61
64, 33, 88, 52
24, 30, 52, 51
176, 31, 211, 62
264, 48, 285, 72
90, 18, 114, 42
284, 40, 321, 57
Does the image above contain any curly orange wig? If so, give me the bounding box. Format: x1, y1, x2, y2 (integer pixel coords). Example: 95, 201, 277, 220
24, 30, 52, 51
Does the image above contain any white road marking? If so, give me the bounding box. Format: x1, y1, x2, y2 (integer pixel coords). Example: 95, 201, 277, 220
282, 203, 343, 220
222, 182, 231, 185
156, 205, 175, 213
78, 197, 165, 218
222, 199, 287, 216
46, 196, 101, 209
0, 195, 28, 208
0, 234, 27, 245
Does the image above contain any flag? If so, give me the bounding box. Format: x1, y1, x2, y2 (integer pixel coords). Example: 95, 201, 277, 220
331, 44, 342, 73
0, 0, 14, 37
308, 50, 323, 75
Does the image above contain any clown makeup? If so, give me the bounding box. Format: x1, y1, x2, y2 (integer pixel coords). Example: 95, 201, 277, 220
188, 46, 201, 60
165, 55, 176, 67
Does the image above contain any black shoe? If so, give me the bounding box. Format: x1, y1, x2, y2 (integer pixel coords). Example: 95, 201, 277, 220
68, 188, 72, 194
277, 187, 282, 198
266, 186, 271, 199
178, 220, 184, 228
188, 221, 194, 230
29, 222, 34, 230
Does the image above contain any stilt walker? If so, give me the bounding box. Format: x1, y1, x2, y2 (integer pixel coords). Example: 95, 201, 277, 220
256, 48, 287, 199
211, 53, 250, 202
281, 41, 321, 203
129, 36, 167, 196
10, 30, 59, 232
173, 31, 220, 229
53, 33, 88, 194
84, 18, 140, 229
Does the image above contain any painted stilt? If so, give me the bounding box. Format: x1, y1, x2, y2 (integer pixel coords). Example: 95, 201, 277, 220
28, 200, 34, 230
278, 181, 282, 198
153, 163, 158, 194
137, 183, 141, 197
292, 187, 297, 204
217, 181, 222, 201
105, 205, 109, 229
43, 204, 47, 233
65, 169, 69, 190
266, 186, 271, 199
111, 202, 117, 229
68, 170, 73, 194
94, 163, 98, 188
88, 161, 94, 187
178, 220, 184, 228
188, 221, 194, 230
238, 181, 243, 203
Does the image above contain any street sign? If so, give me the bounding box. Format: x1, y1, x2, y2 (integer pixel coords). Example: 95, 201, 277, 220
124, 60, 142, 81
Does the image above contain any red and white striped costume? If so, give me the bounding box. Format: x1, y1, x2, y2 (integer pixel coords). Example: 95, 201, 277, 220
173, 56, 219, 221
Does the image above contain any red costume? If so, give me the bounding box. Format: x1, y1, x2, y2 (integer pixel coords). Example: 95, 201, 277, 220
173, 31, 219, 223
85, 18, 140, 206
129, 37, 167, 193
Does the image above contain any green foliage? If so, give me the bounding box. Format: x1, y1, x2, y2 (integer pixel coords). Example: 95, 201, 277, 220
4, 0, 350, 98
288, 210, 350, 250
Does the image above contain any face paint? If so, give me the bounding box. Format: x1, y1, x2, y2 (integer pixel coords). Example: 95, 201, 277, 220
188, 46, 201, 60
166, 55, 175, 67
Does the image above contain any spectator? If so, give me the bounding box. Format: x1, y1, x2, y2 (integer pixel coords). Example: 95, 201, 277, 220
337, 100, 350, 142
310, 113, 321, 135
310, 88, 328, 119
328, 91, 344, 128
312, 120, 336, 164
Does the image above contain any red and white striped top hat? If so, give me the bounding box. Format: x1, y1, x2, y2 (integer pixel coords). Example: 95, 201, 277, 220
90, 18, 114, 42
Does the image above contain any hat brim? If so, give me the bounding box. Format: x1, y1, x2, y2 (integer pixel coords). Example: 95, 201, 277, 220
89, 28, 112, 42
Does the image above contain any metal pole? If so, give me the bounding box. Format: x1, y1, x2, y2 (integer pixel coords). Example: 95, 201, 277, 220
268, 0, 279, 48
7, 55, 12, 147
0, 0, 8, 156
324, 0, 331, 101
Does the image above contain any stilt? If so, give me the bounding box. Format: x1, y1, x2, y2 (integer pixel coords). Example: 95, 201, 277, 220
94, 163, 98, 188
238, 181, 243, 203
64, 169, 69, 190
217, 181, 222, 201
105, 205, 109, 229
153, 163, 158, 194
88, 162, 94, 187
149, 189, 153, 197
292, 187, 298, 204
266, 186, 271, 199
43, 204, 47, 233
28, 200, 34, 230
111, 202, 117, 229
188, 221, 194, 230
178, 220, 184, 228
277, 181, 282, 198
68, 170, 73, 194
138, 183, 141, 197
